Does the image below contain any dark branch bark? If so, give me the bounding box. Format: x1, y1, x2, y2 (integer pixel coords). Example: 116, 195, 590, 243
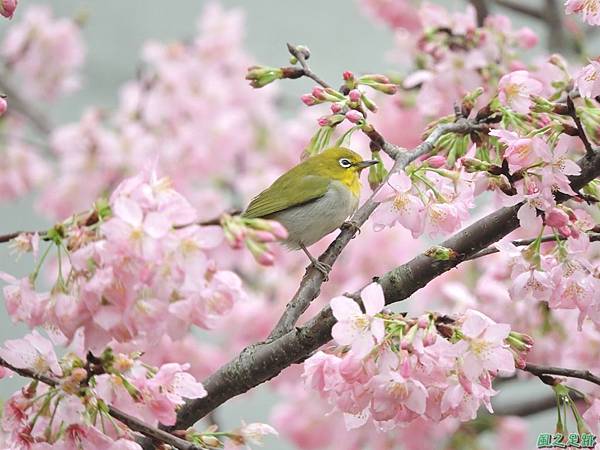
469, 0, 489, 26
172, 142, 600, 430
524, 363, 600, 387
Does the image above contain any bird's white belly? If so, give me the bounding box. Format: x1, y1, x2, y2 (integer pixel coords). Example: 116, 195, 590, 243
271, 180, 359, 249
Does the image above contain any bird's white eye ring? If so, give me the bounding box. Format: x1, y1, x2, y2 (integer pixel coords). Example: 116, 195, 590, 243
339, 158, 352, 168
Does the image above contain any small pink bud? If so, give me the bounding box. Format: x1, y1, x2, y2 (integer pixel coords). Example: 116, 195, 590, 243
330, 103, 343, 114
425, 155, 446, 168
0, 97, 7, 116
343, 71, 354, 81
348, 89, 361, 102
301, 94, 317, 106
514, 354, 527, 370
558, 225, 572, 238
256, 251, 275, 266
458, 372, 473, 395
345, 110, 364, 124
423, 332, 437, 347
266, 220, 288, 239
0, 0, 17, 18
400, 340, 411, 351
246, 239, 275, 266
317, 116, 330, 127
417, 316, 429, 328
312, 86, 326, 100
249, 230, 277, 243
400, 358, 411, 378
545, 207, 569, 229
516, 27, 539, 49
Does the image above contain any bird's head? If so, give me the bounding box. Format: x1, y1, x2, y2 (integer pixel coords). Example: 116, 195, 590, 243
315, 147, 379, 181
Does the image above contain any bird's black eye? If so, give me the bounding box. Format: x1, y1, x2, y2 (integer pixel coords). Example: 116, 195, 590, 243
339, 158, 352, 168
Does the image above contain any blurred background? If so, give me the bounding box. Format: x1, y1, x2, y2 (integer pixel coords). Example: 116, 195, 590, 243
0, 1, 595, 449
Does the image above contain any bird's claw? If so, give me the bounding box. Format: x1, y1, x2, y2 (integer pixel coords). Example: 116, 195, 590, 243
312, 260, 332, 281
342, 220, 361, 236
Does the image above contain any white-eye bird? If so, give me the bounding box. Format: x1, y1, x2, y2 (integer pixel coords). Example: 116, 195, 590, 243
242, 147, 378, 275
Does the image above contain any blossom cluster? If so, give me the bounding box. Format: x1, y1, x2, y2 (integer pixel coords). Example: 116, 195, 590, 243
303, 284, 530, 430
1, 5, 84, 100
3, 168, 244, 351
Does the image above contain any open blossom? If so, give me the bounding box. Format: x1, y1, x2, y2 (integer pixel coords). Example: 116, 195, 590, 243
456, 309, 515, 380
490, 129, 552, 173
575, 60, 600, 98
331, 283, 385, 357
372, 172, 425, 237
498, 70, 543, 113
565, 0, 600, 26
0, 331, 62, 376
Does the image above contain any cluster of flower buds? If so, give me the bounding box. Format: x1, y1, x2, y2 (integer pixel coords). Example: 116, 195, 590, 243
221, 214, 288, 265
303, 284, 532, 429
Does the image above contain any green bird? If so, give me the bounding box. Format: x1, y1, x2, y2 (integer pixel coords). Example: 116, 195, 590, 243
242, 147, 378, 275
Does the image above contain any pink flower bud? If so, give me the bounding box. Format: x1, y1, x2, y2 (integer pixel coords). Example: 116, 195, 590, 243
246, 239, 275, 266
399, 358, 411, 378
516, 27, 539, 49
345, 110, 364, 124
423, 331, 437, 347
514, 354, 527, 370
558, 225, 572, 238
250, 230, 277, 243
301, 94, 317, 106
0, 0, 17, 18
312, 86, 326, 100
317, 116, 330, 127
417, 316, 429, 328
330, 103, 343, 114
343, 71, 354, 81
0, 97, 7, 116
545, 207, 569, 229
425, 155, 446, 168
348, 89, 361, 102
266, 220, 288, 239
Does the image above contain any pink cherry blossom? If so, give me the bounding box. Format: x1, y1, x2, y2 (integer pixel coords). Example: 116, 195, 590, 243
0, 331, 62, 376
576, 60, 600, 98
498, 70, 543, 113
331, 283, 385, 357
565, 0, 600, 26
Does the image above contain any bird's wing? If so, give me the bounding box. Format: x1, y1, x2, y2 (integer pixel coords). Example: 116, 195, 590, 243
243, 174, 330, 218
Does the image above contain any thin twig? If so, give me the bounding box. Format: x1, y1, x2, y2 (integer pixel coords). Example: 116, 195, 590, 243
286, 43, 330, 89
467, 232, 600, 260
0, 358, 200, 450
567, 95, 595, 156
524, 363, 600, 387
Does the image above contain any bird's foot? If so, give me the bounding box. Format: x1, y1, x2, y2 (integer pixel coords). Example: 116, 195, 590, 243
341, 220, 361, 236
312, 260, 332, 281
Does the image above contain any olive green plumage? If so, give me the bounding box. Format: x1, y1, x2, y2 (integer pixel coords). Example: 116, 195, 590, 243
243, 147, 377, 252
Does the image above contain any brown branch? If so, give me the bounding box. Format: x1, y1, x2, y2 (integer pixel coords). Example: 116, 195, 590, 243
469, 0, 489, 26
0, 358, 200, 450
286, 43, 330, 90
524, 363, 600, 387
171, 145, 600, 431
467, 232, 600, 260
567, 95, 595, 156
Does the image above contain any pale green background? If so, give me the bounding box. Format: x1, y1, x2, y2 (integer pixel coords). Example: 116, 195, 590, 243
0, 1, 584, 448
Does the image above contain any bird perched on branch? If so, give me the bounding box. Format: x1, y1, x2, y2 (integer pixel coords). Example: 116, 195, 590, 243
243, 146, 378, 277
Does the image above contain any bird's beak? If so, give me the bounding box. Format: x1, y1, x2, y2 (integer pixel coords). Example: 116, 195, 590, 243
354, 160, 379, 170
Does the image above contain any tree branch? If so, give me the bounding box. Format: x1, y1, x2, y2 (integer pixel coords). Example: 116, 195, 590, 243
286, 43, 330, 89
524, 363, 600, 387
0, 357, 200, 450
567, 95, 595, 156
171, 130, 600, 432
469, 0, 490, 26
